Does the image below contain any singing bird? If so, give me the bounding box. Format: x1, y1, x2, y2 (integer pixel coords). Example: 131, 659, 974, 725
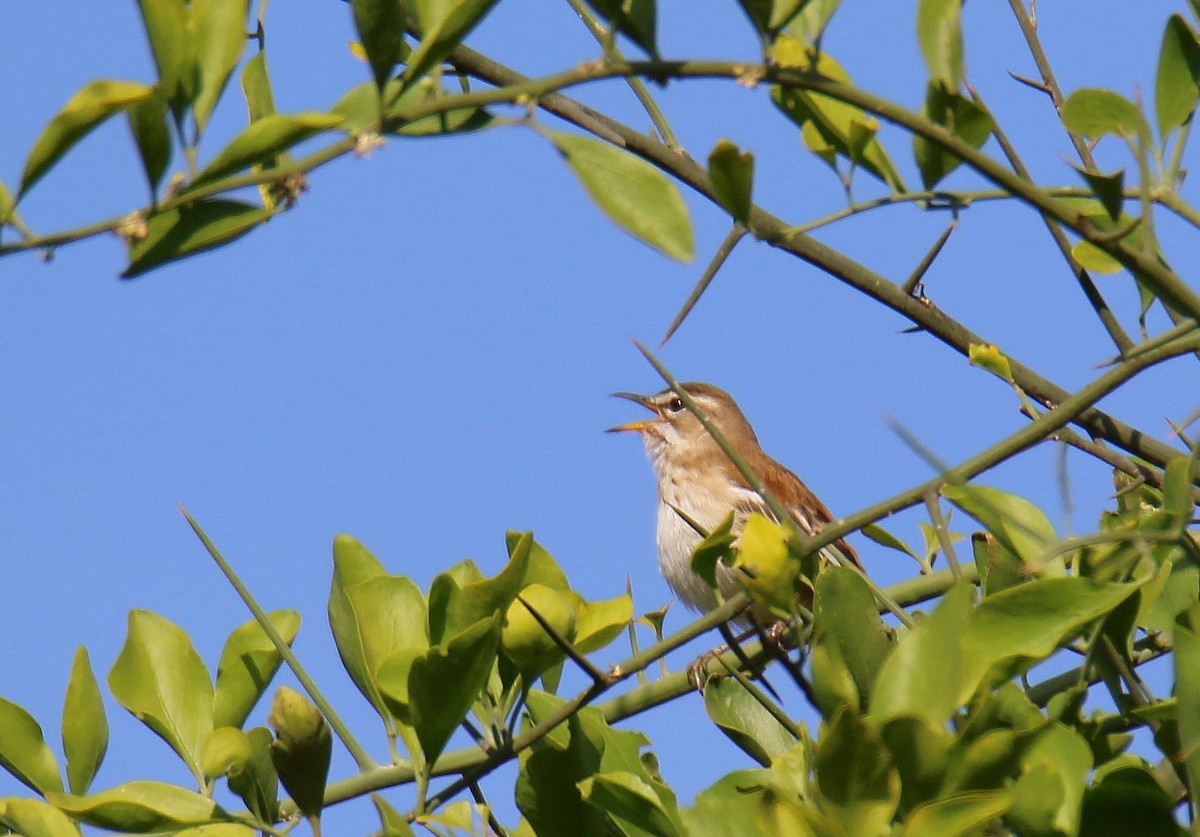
609, 382, 862, 615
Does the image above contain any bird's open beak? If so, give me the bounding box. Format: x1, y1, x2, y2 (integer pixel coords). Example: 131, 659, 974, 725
606, 391, 660, 433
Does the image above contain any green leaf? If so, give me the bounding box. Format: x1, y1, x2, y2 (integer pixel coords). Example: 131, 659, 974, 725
0, 179, 13, 226
1068, 162, 1125, 222
212, 610, 302, 730
940, 727, 1025, 795
578, 771, 683, 837
770, 43, 905, 192
959, 578, 1142, 702
1061, 88, 1151, 144
328, 535, 428, 726
1008, 724, 1091, 837
1141, 561, 1199, 636
915, 83, 993, 189
1071, 240, 1124, 274
191, 0, 250, 136
0, 798, 84, 837
242, 50, 278, 123
902, 790, 1012, 836
48, 781, 228, 832
917, 0, 963, 91
127, 92, 172, 198
517, 691, 675, 836
1174, 603, 1200, 824
0, 697, 63, 795
1155, 14, 1200, 142
707, 139, 754, 225
941, 483, 1057, 568
230, 726, 279, 825
350, 0, 407, 91
191, 112, 344, 188
683, 761, 836, 834
1161, 456, 1196, 524
861, 523, 921, 562
108, 611, 213, 781
62, 646, 108, 796
1081, 763, 1179, 837
171, 826, 257, 837
811, 640, 862, 714
880, 716, 953, 812
968, 342, 1014, 384
574, 594, 634, 654
971, 533, 1024, 597
551, 131, 694, 262
19, 79, 155, 198
134, 0, 190, 117
786, 0, 843, 41
814, 705, 900, 836
690, 511, 736, 590
407, 614, 501, 765
581, 0, 657, 57
122, 199, 275, 279
333, 76, 493, 138
267, 687, 331, 820
373, 793, 418, 836
734, 0, 773, 36
871, 582, 971, 725
429, 533, 532, 645
813, 566, 892, 709
403, 0, 502, 85
201, 726, 254, 779
703, 677, 797, 766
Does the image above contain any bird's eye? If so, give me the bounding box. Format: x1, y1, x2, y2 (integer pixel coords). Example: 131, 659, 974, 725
665, 397, 684, 413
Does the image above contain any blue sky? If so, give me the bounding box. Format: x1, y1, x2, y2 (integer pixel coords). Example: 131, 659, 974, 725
1, 1, 1195, 832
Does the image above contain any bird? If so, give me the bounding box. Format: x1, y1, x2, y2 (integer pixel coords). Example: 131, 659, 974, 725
608, 381, 862, 618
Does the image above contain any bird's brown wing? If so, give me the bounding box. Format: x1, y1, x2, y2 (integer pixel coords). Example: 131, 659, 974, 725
729, 458, 865, 572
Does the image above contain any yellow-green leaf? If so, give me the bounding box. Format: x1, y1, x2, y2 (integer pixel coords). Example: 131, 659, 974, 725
134, 0, 189, 115
941, 483, 1057, 567
0, 798, 81, 837
408, 614, 501, 765
107, 610, 214, 779
707, 139, 754, 224
1071, 240, 1124, 274
1062, 88, 1151, 144
191, 112, 344, 188
732, 514, 798, 611
20, 80, 154, 198
915, 82, 993, 189
62, 646, 108, 795
48, 781, 228, 832
404, 0, 503, 85
327, 535, 428, 726
0, 697, 63, 795
917, 0, 963, 91
1155, 14, 1200, 142
242, 50, 278, 123
127, 92, 172, 198
212, 610, 302, 730
968, 343, 1014, 384
551, 131, 694, 262
191, 0, 250, 135
350, 0, 407, 90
